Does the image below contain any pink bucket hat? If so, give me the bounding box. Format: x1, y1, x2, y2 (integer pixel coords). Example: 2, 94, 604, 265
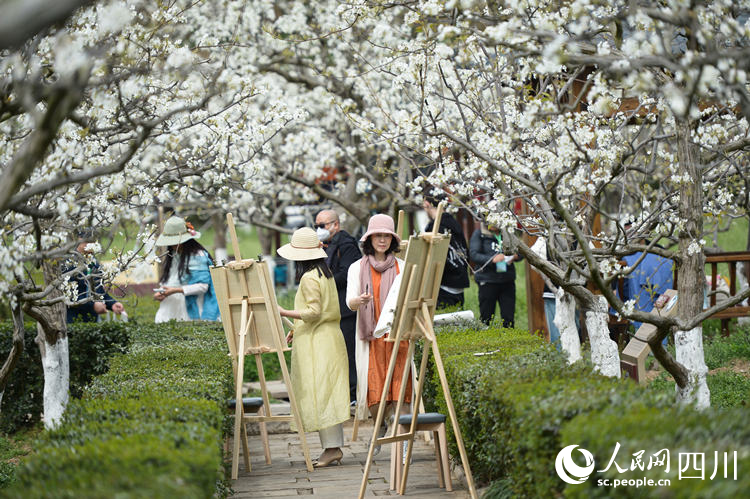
359, 214, 401, 244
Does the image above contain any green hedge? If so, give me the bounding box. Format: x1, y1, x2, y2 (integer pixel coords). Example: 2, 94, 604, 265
0, 321, 131, 433
3, 320, 233, 498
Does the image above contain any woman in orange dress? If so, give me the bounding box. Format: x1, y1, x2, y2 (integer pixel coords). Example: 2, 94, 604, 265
346, 214, 411, 445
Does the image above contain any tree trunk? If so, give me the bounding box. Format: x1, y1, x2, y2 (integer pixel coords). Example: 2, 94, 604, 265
36, 327, 70, 428
584, 295, 620, 377
674, 118, 710, 408
256, 225, 274, 257
675, 326, 710, 408
31, 260, 70, 429
212, 212, 228, 264
0, 302, 25, 412
738, 263, 750, 326
554, 288, 581, 363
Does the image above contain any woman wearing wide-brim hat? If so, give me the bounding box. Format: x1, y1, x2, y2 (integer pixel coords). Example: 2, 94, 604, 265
153, 216, 219, 323
277, 227, 349, 467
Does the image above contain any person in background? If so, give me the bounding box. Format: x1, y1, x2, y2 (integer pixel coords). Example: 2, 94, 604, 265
153, 216, 219, 322
622, 251, 674, 330
530, 236, 561, 349
346, 214, 409, 453
422, 195, 470, 310
315, 209, 362, 404
278, 227, 350, 468
470, 223, 521, 327
66, 231, 125, 323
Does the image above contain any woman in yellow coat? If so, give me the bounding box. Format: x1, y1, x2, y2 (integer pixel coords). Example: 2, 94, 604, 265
278, 227, 350, 467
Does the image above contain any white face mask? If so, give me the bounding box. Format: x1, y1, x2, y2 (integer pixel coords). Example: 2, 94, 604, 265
316, 227, 331, 242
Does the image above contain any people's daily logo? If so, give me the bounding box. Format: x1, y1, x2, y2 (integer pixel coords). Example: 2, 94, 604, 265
555, 443, 738, 488
555, 445, 595, 484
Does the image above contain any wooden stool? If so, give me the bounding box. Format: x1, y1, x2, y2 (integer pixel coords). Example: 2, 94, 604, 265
226, 397, 271, 468
390, 412, 451, 492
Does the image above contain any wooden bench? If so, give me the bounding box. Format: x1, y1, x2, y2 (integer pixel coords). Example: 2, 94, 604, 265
705, 252, 750, 336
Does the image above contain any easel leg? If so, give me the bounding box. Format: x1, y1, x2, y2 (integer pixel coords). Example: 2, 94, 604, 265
395, 427, 404, 489
431, 338, 477, 498
232, 313, 248, 479
254, 352, 273, 465
359, 334, 404, 499
241, 415, 251, 472
351, 403, 360, 441
391, 341, 415, 435
389, 439, 398, 490
419, 396, 430, 442
433, 430, 444, 489
259, 405, 271, 464
277, 348, 313, 472
438, 423, 452, 491
399, 329, 431, 495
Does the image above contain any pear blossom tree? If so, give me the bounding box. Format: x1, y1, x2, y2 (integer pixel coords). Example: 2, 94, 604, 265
223, 0, 427, 231
351, 0, 750, 407
0, 0, 304, 426
146, 1, 431, 260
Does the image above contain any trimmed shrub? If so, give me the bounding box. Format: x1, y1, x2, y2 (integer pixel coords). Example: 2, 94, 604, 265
8, 433, 220, 499
423, 327, 550, 485
3, 320, 233, 498
478, 352, 668, 497
68, 321, 131, 397
0, 321, 131, 433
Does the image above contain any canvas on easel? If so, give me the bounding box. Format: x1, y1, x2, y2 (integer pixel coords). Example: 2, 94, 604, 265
211, 213, 313, 479
357, 204, 478, 499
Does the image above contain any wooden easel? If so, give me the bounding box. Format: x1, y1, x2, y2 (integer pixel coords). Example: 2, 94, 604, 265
395, 209, 408, 257
358, 205, 478, 498
210, 213, 313, 479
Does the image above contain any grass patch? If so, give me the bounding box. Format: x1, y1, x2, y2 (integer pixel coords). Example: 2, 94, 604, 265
0, 425, 41, 488
708, 371, 750, 408
703, 327, 750, 369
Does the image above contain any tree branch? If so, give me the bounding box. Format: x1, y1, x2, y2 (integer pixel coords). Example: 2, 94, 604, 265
0, 0, 94, 50
0, 68, 90, 212
285, 172, 371, 223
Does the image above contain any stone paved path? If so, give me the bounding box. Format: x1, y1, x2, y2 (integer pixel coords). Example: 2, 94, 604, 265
231, 419, 472, 498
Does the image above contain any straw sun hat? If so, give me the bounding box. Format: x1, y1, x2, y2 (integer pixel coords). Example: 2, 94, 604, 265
155, 216, 201, 246
277, 227, 328, 261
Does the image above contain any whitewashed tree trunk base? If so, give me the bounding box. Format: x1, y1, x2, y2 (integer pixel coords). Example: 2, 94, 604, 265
675, 326, 711, 409
737, 263, 750, 325
586, 296, 620, 378
41, 336, 70, 429
215, 247, 229, 264
554, 288, 581, 364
